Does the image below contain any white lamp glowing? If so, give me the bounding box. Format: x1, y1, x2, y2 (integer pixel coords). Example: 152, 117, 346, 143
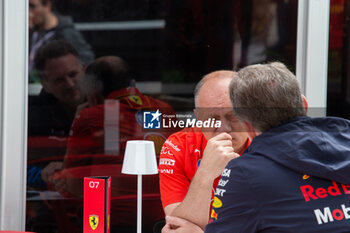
121, 140, 158, 233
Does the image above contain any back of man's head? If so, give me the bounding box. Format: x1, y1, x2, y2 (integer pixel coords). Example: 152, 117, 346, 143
229, 62, 306, 132
34, 40, 80, 80
84, 56, 131, 98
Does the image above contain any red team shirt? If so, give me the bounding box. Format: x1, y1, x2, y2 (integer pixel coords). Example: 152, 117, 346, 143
159, 127, 250, 208
65, 87, 173, 168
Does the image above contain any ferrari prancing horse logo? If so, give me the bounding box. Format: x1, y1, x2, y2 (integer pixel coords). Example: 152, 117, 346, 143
128, 95, 143, 105
89, 215, 99, 230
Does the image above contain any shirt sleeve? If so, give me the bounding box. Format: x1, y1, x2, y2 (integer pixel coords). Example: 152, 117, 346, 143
205, 160, 260, 233
158, 134, 189, 208
65, 110, 101, 168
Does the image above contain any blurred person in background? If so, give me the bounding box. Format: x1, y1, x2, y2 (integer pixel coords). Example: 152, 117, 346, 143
29, 40, 85, 138
27, 39, 86, 233
63, 55, 175, 168
28, 39, 85, 192
29, 0, 94, 82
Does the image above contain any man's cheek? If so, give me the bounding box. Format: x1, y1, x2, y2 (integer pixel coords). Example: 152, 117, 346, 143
202, 132, 214, 141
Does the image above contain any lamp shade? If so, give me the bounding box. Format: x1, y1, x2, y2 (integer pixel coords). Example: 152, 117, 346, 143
122, 140, 158, 175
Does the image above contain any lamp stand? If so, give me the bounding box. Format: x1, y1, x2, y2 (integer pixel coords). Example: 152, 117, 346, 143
137, 174, 142, 233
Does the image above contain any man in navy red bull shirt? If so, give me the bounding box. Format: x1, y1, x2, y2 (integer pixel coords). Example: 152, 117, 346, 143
163, 62, 350, 232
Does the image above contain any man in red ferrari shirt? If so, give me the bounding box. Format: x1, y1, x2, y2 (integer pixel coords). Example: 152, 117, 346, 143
159, 70, 250, 228
64, 56, 173, 168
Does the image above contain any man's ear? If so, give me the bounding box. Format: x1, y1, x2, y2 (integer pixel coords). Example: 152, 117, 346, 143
302, 95, 308, 114
193, 108, 198, 119
81, 63, 86, 72
241, 121, 260, 140
40, 79, 51, 93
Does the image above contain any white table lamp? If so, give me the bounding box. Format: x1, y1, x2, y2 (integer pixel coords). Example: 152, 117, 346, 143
121, 140, 158, 233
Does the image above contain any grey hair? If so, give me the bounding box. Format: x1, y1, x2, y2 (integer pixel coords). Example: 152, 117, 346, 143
229, 62, 306, 132
193, 75, 207, 108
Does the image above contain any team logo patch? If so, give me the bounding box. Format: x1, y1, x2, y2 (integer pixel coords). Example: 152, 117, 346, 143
128, 95, 143, 105
135, 111, 144, 126
197, 159, 201, 168
143, 110, 161, 129
160, 146, 174, 156
212, 196, 222, 208
89, 215, 99, 230
159, 158, 176, 166
211, 209, 218, 220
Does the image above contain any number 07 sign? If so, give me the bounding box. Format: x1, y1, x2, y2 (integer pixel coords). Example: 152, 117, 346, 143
84, 177, 111, 233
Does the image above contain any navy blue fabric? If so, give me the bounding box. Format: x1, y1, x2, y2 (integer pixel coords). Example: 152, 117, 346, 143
27, 165, 46, 188
206, 116, 350, 233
